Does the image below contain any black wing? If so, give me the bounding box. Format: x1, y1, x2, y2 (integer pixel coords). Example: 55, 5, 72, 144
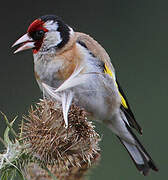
116, 80, 143, 134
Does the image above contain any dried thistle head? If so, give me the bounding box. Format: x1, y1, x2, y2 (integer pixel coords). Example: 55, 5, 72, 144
22, 99, 101, 180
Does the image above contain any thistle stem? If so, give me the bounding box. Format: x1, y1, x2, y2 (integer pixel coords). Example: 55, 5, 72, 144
42, 165, 58, 180
0, 111, 19, 139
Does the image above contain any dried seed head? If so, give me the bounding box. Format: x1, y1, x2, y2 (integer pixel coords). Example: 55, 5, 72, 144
22, 99, 101, 179
25, 153, 100, 180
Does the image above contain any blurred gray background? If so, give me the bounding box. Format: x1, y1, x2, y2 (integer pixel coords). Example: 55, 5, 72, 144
0, 0, 167, 179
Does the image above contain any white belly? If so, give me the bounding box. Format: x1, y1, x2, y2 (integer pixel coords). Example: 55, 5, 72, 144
72, 73, 121, 121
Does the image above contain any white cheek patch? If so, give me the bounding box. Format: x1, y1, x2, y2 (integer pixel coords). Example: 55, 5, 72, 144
45, 31, 62, 48
43, 21, 62, 48
44, 20, 58, 31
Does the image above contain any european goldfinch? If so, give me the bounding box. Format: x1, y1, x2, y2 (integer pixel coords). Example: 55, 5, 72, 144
12, 15, 158, 175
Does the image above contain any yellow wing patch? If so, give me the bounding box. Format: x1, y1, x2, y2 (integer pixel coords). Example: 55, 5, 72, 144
104, 64, 128, 109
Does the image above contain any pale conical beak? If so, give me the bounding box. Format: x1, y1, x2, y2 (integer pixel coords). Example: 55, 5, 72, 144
12, 34, 35, 54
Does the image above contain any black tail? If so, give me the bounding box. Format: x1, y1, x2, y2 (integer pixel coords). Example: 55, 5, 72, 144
117, 124, 158, 175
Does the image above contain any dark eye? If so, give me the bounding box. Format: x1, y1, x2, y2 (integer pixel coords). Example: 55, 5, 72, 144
31, 30, 45, 41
